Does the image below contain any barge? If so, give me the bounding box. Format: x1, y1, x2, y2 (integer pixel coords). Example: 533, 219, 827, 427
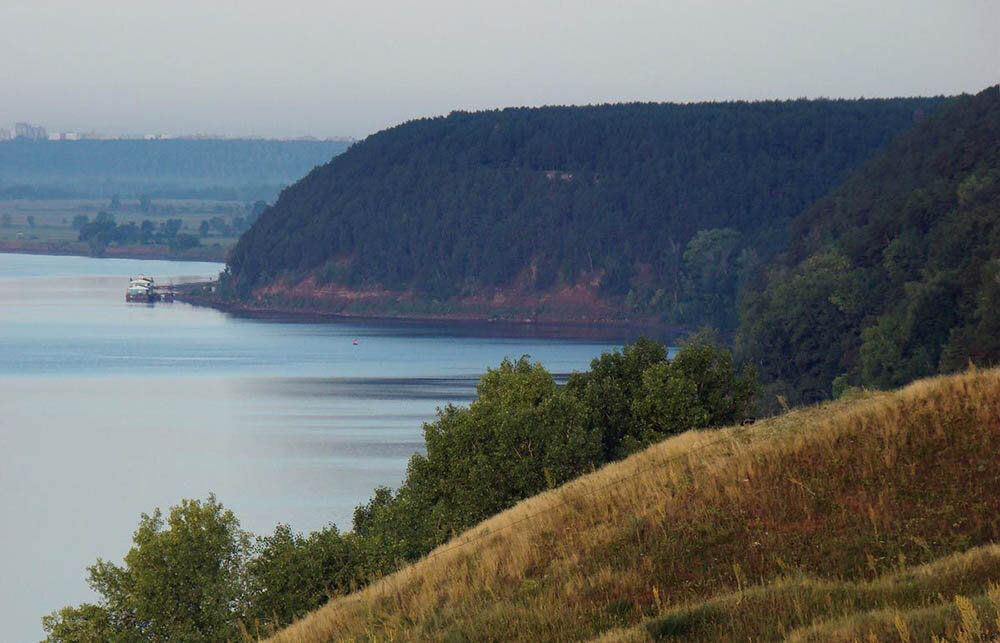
125, 275, 176, 303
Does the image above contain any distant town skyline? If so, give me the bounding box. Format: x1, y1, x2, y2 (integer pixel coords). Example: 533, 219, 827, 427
0, 120, 354, 142
2, 1, 998, 139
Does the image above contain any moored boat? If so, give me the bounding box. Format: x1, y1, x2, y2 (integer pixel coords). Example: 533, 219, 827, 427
125, 275, 155, 302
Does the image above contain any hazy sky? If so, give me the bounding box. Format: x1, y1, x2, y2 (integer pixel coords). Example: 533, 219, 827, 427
2, 0, 997, 138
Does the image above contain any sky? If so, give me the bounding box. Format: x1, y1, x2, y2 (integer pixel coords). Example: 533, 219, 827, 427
2, 0, 998, 139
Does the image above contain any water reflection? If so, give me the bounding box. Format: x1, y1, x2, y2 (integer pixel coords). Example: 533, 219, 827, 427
0, 253, 634, 641
242, 375, 480, 401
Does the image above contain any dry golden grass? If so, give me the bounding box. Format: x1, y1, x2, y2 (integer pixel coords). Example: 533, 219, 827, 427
269, 368, 1000, 642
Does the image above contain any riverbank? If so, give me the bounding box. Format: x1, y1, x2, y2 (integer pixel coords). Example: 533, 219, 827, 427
175, 282, 682, 341
0, 239, 227, 262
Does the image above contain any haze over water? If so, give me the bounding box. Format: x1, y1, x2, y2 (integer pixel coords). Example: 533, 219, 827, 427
0, 253, 634, 641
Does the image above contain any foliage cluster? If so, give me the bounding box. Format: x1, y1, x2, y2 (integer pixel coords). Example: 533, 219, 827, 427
225, 98, 941, 327
198, 214, 252, 238
76, 211, 201, 253
737, 85, 1000, 405
44, 336, 755, 639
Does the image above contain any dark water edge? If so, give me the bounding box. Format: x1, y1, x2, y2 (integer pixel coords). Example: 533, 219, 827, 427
178, 289, 688, 344
0, 242, 227, 263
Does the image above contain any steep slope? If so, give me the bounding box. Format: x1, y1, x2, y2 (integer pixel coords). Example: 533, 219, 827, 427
270, 368, 1000, 642
738, 85, 1000, 404
223, 98, 942, 325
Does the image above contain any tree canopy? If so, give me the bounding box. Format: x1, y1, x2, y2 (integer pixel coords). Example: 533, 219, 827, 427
43, 495, 249, 642
737, 86, 1000, 404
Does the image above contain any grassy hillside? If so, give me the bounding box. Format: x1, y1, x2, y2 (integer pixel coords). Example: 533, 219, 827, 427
270, 368, 1000, 642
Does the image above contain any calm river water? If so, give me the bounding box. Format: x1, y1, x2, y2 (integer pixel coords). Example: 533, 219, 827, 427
0, 253, 640, 641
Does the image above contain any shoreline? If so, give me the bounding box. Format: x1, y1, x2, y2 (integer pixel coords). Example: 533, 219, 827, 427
0, 247, 683, 339
0, 241, 228, 263
175, 286, 684, 341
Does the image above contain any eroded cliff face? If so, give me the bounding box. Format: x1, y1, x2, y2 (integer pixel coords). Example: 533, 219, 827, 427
248, 269, 632, 323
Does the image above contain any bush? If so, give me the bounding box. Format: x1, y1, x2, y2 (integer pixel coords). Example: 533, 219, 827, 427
245, 524, 361, 634
630, 332, 757, 451
404, 357, 601, 541
43, 495, 249, 642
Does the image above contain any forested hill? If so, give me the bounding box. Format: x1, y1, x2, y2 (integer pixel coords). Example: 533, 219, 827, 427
0, 139, 350, 200
738, 85, 1000, 404
224, 98, 943, 325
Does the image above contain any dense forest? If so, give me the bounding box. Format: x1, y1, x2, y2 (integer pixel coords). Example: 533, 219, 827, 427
224, 98, 942, 328
0, 139, 350, 201
737, 86, 1000, 404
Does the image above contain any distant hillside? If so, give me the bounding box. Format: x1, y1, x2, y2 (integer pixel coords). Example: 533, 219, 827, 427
0, 139, 350, 201
738, 86, 1000, 404
272, 368, 1000, 642
223, 98, 943, 325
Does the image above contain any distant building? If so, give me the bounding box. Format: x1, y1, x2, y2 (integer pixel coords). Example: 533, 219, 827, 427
0, 128, 10, 141
14, 122, 47, 139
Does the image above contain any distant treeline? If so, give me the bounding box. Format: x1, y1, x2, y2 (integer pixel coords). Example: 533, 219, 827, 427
0, 139, 350, 201
226, 97, 944, 328
70, 201, 267, 254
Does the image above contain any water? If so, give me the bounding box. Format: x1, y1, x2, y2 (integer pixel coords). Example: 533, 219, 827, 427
0, 253, 637, 641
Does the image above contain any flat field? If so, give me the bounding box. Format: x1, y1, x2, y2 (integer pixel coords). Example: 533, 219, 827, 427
0, 198, 245, 260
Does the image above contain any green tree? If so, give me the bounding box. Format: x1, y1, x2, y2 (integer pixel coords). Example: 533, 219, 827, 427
737, 253, 863, 406
682, 228, 741, 328
349, 484, 433, 577
860, 274, 959, 389
41, 604, 113, 643
169, 233, 200, 251
140, 219, 155, 243
631, 332, 757, 450
78, 212, 119, 255
210, 216, 228, 234
161, 218, 183, 237
404, 357, 600, 541
939, 260, 1000, 371
245, 524, 360, 634
43, 495, 250, 642
566, 337, 668, 460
